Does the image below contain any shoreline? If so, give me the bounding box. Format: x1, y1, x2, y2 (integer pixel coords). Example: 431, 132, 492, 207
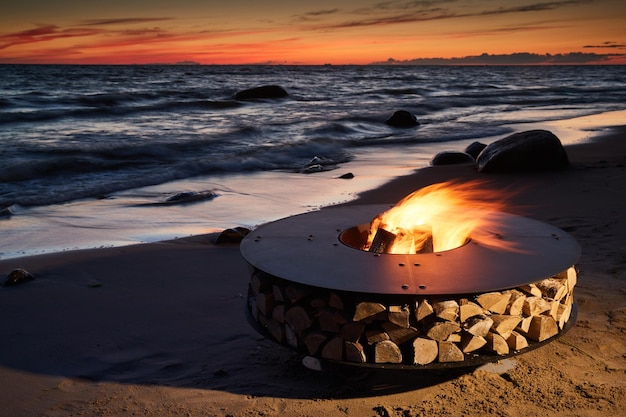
2, 109, 626, 261
1, 123, 625, 416
350, 124, 626, 209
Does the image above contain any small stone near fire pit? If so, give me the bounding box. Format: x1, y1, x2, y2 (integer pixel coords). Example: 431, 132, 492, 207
3, 268, 35, 287
215, 227, 250, 245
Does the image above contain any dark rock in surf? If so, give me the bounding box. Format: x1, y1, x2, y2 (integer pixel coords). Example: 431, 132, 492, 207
299, 156, 338, 174
0, 206, 13, 218
464, 141, 487, 159
215, 227, 250, 245
431, 151, 475, 166
3, 268, 34, 287
477, 130, 569, 173
164, 191, 217, 205
385, 110, 419, 127
338, 172, 355, 179
234, 85, 288, 100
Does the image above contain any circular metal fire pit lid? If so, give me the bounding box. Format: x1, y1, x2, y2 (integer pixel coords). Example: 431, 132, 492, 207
240, 204, 580, 295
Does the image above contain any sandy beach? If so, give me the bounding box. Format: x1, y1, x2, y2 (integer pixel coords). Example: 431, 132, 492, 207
1, 127, 625, 416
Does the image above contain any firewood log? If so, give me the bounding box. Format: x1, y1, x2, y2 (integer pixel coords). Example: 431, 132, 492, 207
413, 337, 439, 365
284, 305, 312, 335
256, 291, 275, 316
388, 304, 411, 328
438, 341, 464, 362
266, 319, 284, 343
523, 296, 551, 316
381, 322, 419, 345
310, 297, 326, 309
250, 272, 273, 294
415, 299, 435, 321
568, 266, 577, 286
464, 315, 493, 337
536, 278, 567, 301
345, 341, 367, 363
517, 316, 533, 333
304, 331, 328, 355
285, 324, 298, 347
272, 284, 285, 303
548, 300, 560, 320
284, 284, 312, 303
485, 332, 509, 355
318, 308, 341, 333
476, 292, 511, 314
506, 331, 529, 351
459, 300, 485, 323
365, 328, 390, 345
426, 321, 461, 341
525, 316, 559, 342
374, 340, 402, 363
446, 333, 462, 343
353, 301, 387, 322
557, 303, 573, 329
328, 292, 344, 310
249, 296, 258, 321
321, 336, 344, 361
518, 283, 542, 297
460, 332, 487, 353
560, 266, 577, 290
490, 314, 522, 339
433, 300, 459, 322
505, 290, 526, 316
272, 304, 285, 323
369, 228, 396, 254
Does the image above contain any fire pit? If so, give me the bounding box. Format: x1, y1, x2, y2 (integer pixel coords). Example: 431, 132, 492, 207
240, 184, 580, 370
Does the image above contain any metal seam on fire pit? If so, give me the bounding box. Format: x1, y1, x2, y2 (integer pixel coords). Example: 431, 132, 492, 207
240, 204, 581, 295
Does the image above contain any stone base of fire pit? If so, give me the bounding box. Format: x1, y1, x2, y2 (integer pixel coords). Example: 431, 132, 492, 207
246, 266, 576, 368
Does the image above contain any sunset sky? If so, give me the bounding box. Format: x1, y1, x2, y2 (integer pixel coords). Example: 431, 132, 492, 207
1, 0, 625, 65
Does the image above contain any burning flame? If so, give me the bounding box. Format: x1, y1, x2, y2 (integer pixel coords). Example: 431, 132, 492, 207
365, 180, 510, 254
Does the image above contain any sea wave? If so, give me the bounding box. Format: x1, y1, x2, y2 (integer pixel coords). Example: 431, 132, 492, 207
1, 64, 625, 208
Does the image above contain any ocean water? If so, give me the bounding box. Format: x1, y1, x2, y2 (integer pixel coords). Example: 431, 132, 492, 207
1, 64, 625, 258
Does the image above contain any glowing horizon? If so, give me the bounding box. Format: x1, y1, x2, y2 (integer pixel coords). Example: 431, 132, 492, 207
1, 0, 625, 65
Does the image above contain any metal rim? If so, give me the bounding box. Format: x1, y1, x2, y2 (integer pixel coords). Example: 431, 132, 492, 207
240, 205, 581, 295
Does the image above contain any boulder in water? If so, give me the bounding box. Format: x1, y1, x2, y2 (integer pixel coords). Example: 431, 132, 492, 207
385, 110, 420, 127
431, 151, 475, 166
0, 206, 13, 218
234, 85, 288, 100
477, 130, 569, 173
464, 141, 487, 159
164, 191, 217, 205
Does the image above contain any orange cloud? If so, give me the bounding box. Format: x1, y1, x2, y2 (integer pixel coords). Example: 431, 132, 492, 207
0, 25, 102, 50
80, 17, 173, 26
